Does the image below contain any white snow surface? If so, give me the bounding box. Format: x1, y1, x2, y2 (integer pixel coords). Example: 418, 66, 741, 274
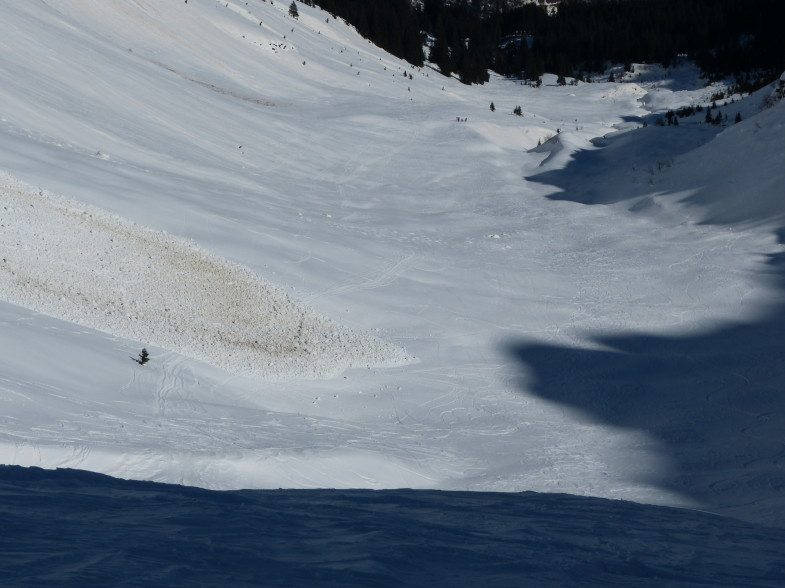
1, 0, 785, 535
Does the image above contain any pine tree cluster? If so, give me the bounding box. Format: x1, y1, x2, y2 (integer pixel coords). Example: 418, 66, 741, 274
311, 0, 783, 87
311, 0, 424, 67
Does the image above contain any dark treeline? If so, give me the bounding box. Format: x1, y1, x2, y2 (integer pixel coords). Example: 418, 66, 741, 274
309, 0, 424, 67
310, 0, 784, 86
497, 0, 785, 84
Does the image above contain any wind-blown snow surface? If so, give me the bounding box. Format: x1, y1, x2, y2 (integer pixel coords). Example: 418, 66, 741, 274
1, 0, 785, 549
3, 466, 785, 588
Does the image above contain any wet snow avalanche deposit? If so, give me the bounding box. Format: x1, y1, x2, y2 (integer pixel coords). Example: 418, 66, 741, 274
0, 173, 409, 378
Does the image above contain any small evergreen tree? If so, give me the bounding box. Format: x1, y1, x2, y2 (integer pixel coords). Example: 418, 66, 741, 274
135, 348, 150, 365
289, 1, 298, 19
735, 112, 742, 123
490, 102, 496, 112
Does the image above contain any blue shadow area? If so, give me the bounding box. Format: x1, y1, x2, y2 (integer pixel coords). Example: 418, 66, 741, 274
504, 265, 785, 525
2, 466, 785, 587
527, 121, 721, 205
513, 122, 785, 525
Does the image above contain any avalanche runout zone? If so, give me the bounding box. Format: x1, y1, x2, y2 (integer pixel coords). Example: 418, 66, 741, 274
0, 173, 410, 378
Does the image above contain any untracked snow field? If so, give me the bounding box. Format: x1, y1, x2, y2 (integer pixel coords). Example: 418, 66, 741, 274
1, 0, 785, 536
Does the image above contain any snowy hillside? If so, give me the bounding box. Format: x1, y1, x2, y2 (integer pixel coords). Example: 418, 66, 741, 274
4, 465, 784, 587
2, 1, 785, 581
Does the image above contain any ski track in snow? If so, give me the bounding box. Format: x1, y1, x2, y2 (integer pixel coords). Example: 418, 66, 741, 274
0, 173, 410, 379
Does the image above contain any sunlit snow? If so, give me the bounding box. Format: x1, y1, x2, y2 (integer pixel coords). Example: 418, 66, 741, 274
2, 4, 785, 580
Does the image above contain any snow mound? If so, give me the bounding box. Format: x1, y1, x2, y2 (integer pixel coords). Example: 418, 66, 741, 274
664, 98, 785, 226
5, 466, 785, 588
528, 131, 588, 169
763, 71, 785, 108
0, 173, 410, 379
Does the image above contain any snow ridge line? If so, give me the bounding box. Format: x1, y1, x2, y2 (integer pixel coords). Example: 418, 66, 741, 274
0, 172, 410, 379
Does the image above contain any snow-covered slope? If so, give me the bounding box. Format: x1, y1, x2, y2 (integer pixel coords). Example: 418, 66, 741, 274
1, 0, 785, 550
666, 99, 785, 225
3, 466, 785, 588
0, 173, 408, 379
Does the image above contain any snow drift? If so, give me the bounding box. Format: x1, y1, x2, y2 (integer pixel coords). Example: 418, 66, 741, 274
4, 465, 785, 588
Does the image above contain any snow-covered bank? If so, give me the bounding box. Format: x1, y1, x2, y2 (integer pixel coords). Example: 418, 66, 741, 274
0, 173, 409, 378
3, 466, 784, 588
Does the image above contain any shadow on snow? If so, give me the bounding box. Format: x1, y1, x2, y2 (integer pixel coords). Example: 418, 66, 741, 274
508, 124, 785, 526
528, 120, 721, 206
2, 465, 784, 587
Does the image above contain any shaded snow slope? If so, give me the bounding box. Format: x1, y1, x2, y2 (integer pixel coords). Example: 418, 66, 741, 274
0, 173, 408, 379
667, 99, 785, 226
1, 0, 785, 534
3, 466, 785, 588
517, 72, 785, 524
